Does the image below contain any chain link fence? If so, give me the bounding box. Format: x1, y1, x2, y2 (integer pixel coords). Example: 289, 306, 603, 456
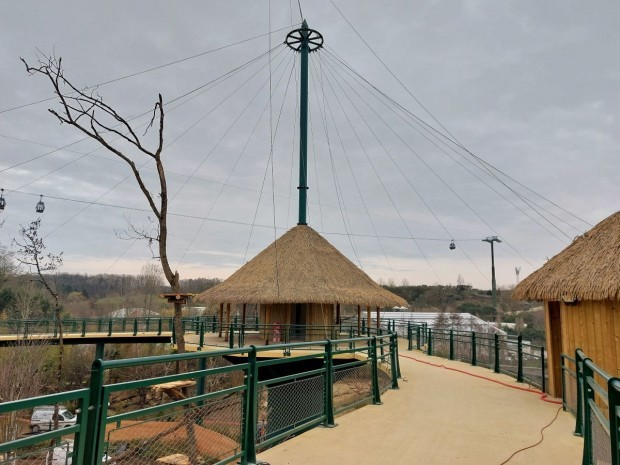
333, 364, 372, 414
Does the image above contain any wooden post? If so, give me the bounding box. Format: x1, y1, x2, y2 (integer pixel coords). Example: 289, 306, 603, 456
336, 303, 341, 325
376, 307, 381, 330
225, 303, 231, 342
357, 305, 361, 333
367, 306, 371, 333
218, 303, 224, 337
242, 303, 247, 325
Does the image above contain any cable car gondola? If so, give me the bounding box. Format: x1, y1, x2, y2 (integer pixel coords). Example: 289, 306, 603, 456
35, 195, 45, 213
0, 189, 5, 210
449, 240, 456, 250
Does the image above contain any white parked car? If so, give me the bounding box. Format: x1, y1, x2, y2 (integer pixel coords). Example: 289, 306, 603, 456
30, 406, 76, 433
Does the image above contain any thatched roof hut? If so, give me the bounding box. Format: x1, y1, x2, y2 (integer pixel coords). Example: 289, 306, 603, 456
195, 225, 406, 341
513, 211, 620, 396
196, 225, 405, 307
513, 211, 620, 302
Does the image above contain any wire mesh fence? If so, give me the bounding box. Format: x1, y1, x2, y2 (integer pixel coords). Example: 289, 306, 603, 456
590, 411, 612, 465
105, 394, 243, 465
258, 374, 324, 447
333, 364, 372, 413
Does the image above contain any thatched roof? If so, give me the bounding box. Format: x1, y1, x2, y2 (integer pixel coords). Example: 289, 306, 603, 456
513, 211, 620, 301
194, 225, 407, 307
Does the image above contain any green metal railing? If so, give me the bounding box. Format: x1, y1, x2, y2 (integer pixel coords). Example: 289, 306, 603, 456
0, 329, 398, 465
401, 321, 546, 391
559, 348, 620, 465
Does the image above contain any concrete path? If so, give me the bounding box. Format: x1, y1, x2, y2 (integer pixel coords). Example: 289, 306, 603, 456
259, 345, 583, 465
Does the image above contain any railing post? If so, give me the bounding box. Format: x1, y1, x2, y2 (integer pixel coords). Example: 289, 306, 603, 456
146, 318, 150, 332
324, 341, 336, 426
390, 334, 399, 389
122, 317, 127, 332
449, 329, 454, 360
575, 349, 584, 437
541, 347, 546, 394
608, 378, 620, 465
370, 337, 382, 405
212, 315, 217, 333
158, 318, 162, 335
427, 328, 433, 356
582, 359, 594, 465
517, 335, 523, 383
83, 358, 105, 465
107, 319, 112, 337
362, 319, 366, 334
416, 325, 421, 350
243, 347, 258, 465
407, 323, 413, 351
229, 324, 234, 349
471, 332, 477, 366
97, 318, 102, 333
494, 334, 500, 373
199, 322, 205, 349
133, 319, 138, 336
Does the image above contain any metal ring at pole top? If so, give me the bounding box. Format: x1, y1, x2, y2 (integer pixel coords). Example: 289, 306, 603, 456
285, 27, 324, 52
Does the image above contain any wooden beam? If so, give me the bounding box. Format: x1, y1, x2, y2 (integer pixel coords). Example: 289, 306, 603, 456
218, 303, 224, 338
224, 303, 231, 342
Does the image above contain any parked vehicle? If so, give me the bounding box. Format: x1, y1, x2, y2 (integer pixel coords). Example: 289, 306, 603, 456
30, 406, 76, 433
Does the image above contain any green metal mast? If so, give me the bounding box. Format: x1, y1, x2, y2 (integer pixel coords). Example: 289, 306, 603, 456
286, 20, 324, 225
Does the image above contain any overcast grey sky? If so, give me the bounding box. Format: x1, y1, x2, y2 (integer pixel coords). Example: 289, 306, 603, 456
0, 1, 618, 290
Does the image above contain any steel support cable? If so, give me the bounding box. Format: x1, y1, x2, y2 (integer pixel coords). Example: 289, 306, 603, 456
175, 49, 296, 269
328, 0, 463, 148
169, 45, 290, 202
320, 52, 453, 282
286, 59, 300, 227
309, 50, 362, 268
268, 0, 281, 299
322, 50, 578, 241
243, 52, 298, 265
1, 25, 297, 114
321, 53, 572, 245
311, 58, 398, 281
308, 105, 324, 231
320, 53, 534, 268
314, 45, 365, 268
324, 48, 591, 231
35, 49, 283, 241
0, 45, 280, 176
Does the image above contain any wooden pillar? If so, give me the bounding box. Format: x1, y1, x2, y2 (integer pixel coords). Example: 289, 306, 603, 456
376, 307, 381, 330
218, 303, 224, 337
336, 303, 341, 325
224, 303, 231, 342
357, 305, 361, 333
366, 306, 371, 332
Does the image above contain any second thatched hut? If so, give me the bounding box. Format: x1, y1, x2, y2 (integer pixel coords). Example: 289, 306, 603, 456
513, 211, 620, 397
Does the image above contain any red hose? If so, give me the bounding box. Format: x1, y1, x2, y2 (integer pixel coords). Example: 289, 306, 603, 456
399, 353, 563, 405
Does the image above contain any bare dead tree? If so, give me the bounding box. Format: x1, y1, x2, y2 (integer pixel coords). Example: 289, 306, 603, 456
22, 54, 186, 352
13, 218, 63, 432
